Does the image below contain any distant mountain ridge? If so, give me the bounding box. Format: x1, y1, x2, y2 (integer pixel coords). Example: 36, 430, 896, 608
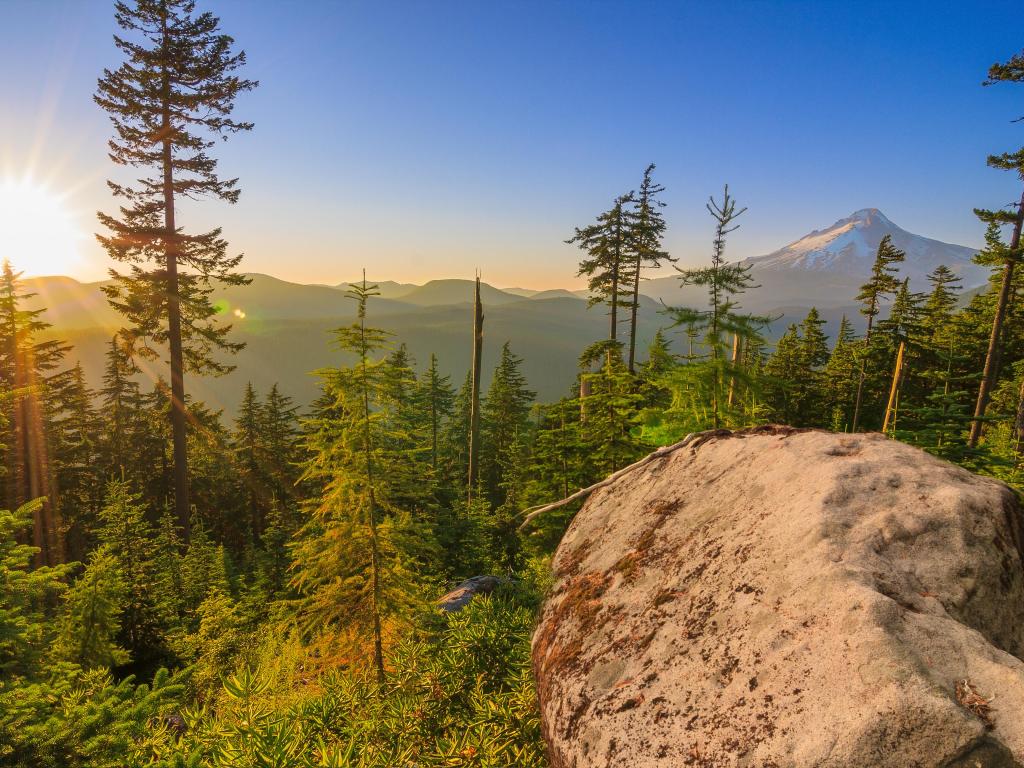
26, 208, 989, 412
744, 208, 984, 285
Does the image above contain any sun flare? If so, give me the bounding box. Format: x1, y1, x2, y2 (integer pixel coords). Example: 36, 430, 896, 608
0, 176, 84, 276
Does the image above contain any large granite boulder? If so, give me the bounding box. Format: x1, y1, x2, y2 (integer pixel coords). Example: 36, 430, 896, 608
532, 428, 1024, 767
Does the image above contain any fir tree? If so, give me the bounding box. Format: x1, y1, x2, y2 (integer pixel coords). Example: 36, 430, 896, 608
0, 261, 68, 564
480, 342, 535, 506
420, 354, 455, 473
56, 547, 130, 669
823, 315, 859, 430
94, 0, 257, 540
625, 165, 673, 372
291, 278, 437, 680
664, 186, 768, 428
850, 234, 905, 430
569, 193, 634, 351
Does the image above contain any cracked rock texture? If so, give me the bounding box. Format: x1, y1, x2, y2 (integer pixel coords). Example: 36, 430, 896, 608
532, 428, 1024, 767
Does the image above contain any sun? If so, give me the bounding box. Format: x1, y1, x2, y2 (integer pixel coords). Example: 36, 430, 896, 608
0, 176, 85, 276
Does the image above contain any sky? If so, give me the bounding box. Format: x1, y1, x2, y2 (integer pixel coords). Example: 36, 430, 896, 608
1, 0, 1022, 289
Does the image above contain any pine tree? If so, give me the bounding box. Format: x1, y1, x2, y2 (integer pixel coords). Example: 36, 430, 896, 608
850, 234, 905, 430
763, 324, 802, 425
95, 0, 257, 541
625, 165, 673, 372
569, 194, 634, 351
664, 186, 768, 428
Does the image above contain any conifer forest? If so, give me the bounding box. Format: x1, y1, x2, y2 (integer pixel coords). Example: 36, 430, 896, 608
2, 2, 1024, 766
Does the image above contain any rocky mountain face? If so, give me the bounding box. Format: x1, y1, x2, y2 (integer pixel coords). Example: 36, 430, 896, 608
532, 428, 1024, 767
745, 208, 985, 285
640, 208, 987, 311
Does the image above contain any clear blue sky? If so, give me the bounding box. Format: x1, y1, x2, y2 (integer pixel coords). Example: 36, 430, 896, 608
2, 0, 1021, 288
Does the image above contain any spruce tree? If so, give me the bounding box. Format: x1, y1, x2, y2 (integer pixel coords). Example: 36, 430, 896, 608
95, 0, 257, 540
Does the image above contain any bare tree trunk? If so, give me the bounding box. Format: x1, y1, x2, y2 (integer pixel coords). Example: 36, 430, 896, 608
727, 333, 741, 408
851, 315, 875, 432
969, 188, 1024, 447
467, 275, 483, 502
161, 13, 190, 542
882, 341, 906, 434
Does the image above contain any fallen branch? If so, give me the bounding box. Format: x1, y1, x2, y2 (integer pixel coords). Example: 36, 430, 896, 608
518, 430, 721, 531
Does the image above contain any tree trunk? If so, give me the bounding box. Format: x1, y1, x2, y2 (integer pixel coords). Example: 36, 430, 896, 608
882, 341, 906, 434
467, 275, 483, 502
850, 314, 876, 432
969, 188, 1024, 447
727, 333, 742, 408
628, 253, 641, 373
161, 14, 190, 543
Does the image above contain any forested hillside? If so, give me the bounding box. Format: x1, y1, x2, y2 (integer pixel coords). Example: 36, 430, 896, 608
2, 1, 1023, 766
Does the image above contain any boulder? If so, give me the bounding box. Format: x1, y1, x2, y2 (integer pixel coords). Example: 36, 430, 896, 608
532, 428, 1024, 767
437, 575, 505, 612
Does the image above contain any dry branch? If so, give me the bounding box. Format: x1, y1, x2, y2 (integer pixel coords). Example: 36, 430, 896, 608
519, 431, 705, 530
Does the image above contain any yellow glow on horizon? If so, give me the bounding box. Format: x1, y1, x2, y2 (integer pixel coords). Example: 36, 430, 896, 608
0, 176, 85, 276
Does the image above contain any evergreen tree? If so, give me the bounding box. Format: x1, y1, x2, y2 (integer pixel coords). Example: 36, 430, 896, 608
291, 279, 437, 680
664, 186, 768, 428
569, 193, 634, 350
823, 315, 859, 431
480, 342, 536, 506
625, 164, 674, 372
48, 363, 101, 562
56, 547, 130, 669
420, 354, 455, 473
850, 234, 905, 430
95, 0, 257, 540
0, 261, 68, 565
232, 382, 268, 539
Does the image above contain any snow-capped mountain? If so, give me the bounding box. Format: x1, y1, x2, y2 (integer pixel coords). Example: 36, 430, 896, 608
744, 208, 986, 286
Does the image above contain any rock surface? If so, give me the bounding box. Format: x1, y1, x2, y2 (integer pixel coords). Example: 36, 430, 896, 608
532, 428, 1024, 767
437, 575, 505, 612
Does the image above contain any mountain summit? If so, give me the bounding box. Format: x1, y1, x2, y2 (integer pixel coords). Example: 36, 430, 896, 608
744, 208, 985, 286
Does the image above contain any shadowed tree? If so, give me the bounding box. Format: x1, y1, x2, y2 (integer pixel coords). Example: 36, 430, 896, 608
968, 48, 1024, 446
94, 0, 257, 541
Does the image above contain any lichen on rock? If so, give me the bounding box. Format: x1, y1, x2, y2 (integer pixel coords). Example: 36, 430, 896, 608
532, 428, 1024, 767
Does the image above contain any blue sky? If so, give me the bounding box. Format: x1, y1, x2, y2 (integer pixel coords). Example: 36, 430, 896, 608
2, 0, 1022, 287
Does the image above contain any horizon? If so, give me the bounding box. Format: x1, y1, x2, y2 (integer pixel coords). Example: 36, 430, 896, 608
3, 0, 1022, 288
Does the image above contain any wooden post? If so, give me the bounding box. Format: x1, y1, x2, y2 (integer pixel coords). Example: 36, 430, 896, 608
882, 341, 905, 435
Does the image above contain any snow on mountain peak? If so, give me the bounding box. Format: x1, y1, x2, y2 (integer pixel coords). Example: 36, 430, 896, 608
744, 209, 984, 286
